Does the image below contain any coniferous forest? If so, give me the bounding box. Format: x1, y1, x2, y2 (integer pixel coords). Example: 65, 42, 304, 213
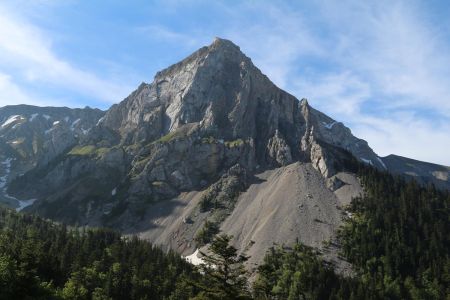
253, 165, 450, 300
1, 164, 449, 299
0, 209, 203, 299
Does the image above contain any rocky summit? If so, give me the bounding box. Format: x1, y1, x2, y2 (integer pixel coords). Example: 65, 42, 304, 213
1, 38, 449, 271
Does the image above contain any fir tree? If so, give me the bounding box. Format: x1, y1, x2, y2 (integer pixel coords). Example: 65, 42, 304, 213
193, 234, 251, 300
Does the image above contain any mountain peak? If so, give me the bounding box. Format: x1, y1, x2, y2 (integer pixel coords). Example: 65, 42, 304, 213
153, 38, 244, 82
210, 37, 241, 51
100, 38, 387, 177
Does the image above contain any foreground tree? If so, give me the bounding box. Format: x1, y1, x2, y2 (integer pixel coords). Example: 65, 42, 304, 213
192, 234, 251, 300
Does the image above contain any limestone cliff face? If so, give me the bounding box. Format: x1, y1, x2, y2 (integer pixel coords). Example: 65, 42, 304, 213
94, 38, 380, 179
98, 38, 304, 166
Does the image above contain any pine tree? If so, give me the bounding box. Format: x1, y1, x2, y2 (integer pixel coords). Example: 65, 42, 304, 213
193, 234, 251, 300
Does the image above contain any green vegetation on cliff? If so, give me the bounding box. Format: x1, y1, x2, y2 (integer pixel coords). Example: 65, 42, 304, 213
68, 145, 109, 158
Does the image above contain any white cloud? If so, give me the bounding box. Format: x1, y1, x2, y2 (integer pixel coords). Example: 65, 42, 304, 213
0, 73, 40, 106
222, 2, 324, 88
294, 71, 371, 116
351, 114, 450, 166
136, 25, 202, 47
322, 0, 450, 116
0, 4, 131, 106
0, 72, 67, 107
221, 0, 450, 165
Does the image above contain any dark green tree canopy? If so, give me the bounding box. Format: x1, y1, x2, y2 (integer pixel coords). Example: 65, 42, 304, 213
193, 234, 251, 300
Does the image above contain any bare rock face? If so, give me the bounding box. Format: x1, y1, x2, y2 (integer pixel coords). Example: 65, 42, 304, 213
0, 105, 104, 166
0, 105, 104, 208
99, 39, 303, 156
267, 130, 293, 166
382, 154, 450, 190
93, 38, 372, 181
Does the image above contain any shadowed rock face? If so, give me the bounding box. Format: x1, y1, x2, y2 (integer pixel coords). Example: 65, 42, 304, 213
1, 38, 448, 270
0, 105, 104, 208
381, 154, 450, 190
0, 105, 104, 166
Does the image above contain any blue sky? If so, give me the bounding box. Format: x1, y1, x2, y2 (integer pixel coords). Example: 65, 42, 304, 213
0, 0, 449, 165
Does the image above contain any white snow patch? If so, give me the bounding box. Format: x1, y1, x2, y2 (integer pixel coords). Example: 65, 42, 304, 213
184, 249, 205, 266
376, 156, 387, 170
322, 121, 337, 129
96, 116, 105, 126
0, 177, 6, 189
45, 128, 54, 135
2, 115, 24, 128
53, 121, 60, 126
360, 158, 373, 166
11, 140, 21, 144
64, 116, 70, 122
0, 158, 12, 189
16, 199, 37, 212
43, 114, 51, 120
1, 158, 12, 168
0, 157, 37, 211
111, 188, 117, 196
30, 113, 39, 121
70, 118, 81, 131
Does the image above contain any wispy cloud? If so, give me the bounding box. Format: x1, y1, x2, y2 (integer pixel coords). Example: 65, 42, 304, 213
351, 114, 450, 165
215, 0, 450, 165
308, 0, 450, 165
0, 72, 51, 106
136, 25, 201, 47
319, 0, 450, 116
294, 71, 371, 116
222, 2, 324, 88
0, 3, 131, 107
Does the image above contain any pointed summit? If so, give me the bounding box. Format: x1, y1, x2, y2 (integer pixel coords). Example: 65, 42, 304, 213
210, 37, 241, 52
102, 37, 285, 142
153, 38, 245, 81
204, 37, 250, 69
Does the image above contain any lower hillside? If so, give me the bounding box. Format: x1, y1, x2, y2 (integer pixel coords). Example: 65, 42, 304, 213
1, 164, 448, 300
253, 165, 450, 300
0, 208, 201, 300
339, 165, 449, 299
